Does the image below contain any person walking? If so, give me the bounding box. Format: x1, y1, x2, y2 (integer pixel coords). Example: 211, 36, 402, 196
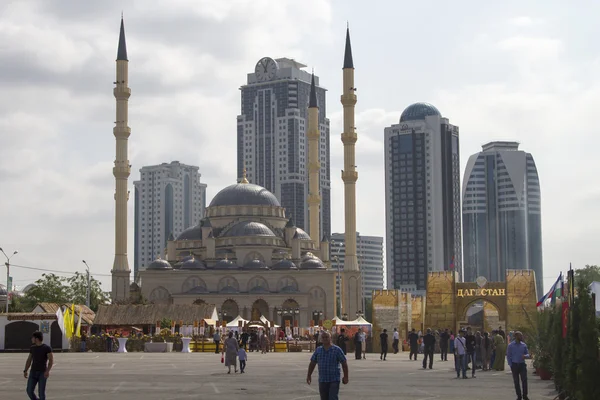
336, 328, 348, 355
222, 331, 240, 374
213, 330, 221, 354
506, 331, 530, 400
481, 331, 491, 371
465, 327, 476, 378
492, 330, 507, 371
454, 329, 468, 379
408, 328, 419, 361
80, 331, 87, 353
439, 328, 449, 361
238, 347, 248, 374
392, 328, 400, 354
475, 331, 482, 370
24, 331, 53, 400
422, 328, 436, 369
353, 329, 362, 360
240, 329, 249, 350
380, 329, 388, 361
360, 330, 367, 359
306, 331, 349, 400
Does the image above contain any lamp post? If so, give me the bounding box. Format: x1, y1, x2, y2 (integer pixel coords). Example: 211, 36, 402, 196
82, 260, 91, 308
0, 247, 18, 314
312, 310, 323, 326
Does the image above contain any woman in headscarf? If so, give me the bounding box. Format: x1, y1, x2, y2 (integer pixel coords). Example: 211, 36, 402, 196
481, 331, 491, 371
491, 330, 506, 371
222, 331, 240, 374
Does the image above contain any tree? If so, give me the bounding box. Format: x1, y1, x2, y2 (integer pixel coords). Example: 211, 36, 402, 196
66, 272, 110, 312
574, 265, 600, 286
574, 280, 600, 400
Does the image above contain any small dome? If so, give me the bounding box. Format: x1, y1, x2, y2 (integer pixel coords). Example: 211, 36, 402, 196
294, 228, 311, 240
209, 183, 280, 207
147, 258, 172, 270
271, 259, 298, 270
180, 257, 207, 270
300, 253, 325, 270
185, 286, 209, 294
213, 259, 239, 270
130, 282, 140, 290
177, 224, 202, 241
0, 284, 6, 296
223, 221, 276, 237
400, 102, 441, 122
243, 259, 269, 270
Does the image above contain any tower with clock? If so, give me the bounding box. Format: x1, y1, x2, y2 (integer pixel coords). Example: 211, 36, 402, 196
237, 56, 332, 240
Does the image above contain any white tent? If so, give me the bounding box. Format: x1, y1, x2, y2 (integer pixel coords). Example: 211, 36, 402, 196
259, 315, 280, 328
334, 316, 372, 326
226, 315, 248, 328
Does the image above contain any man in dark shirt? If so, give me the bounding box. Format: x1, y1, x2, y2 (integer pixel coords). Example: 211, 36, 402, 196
422, 328, 436, 369
498, 326, 506, 340
336, 328, 348, 355
240, 330, 249, 350
24, 331, 53, 400
465, 327, 477, 377
439, 328, 450, 361
380, 329, 389, 361
408, 328, 419, 361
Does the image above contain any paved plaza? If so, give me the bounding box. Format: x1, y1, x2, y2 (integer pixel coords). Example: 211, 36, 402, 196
1, 351, 556, 399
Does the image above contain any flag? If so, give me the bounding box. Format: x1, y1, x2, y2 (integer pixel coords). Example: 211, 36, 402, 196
75, 306, 82, 338
63, 308, 73, 339
70, 304, 75, 333
537, 272, 563, 307
55, 306, 65, 336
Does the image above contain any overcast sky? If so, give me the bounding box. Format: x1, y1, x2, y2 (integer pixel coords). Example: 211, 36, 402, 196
1, 0, 598, 294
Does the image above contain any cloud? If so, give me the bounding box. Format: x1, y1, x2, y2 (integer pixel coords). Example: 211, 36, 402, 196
508, 16, 538, 27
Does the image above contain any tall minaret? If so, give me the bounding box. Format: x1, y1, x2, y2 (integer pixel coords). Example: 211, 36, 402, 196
307, 72, 321, 250
111, 17, 131, 301
341, 27, 362, 317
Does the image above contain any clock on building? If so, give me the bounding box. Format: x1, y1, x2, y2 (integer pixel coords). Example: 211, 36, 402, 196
254, 57, 278, 82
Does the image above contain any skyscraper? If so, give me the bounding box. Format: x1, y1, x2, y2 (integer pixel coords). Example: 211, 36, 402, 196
384, 103, 462, 291
133, 161, 207, 280
331, 233, 384, 302
237, 57, 331, 238
462, 141, 543, 295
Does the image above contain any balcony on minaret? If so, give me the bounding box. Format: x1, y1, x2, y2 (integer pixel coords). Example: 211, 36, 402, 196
113, 85, 131, 98
113, 125, 131, 138
340, 92, 357, 105
341, 131, 357, 144
341, 170, 358, 183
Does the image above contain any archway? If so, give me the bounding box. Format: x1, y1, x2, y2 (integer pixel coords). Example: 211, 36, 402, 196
50, 321, 62, 349
251, 299, 269, 321
221, 299, 239, 323
5, 321, 39, 350
279, 299, 300, 328
149, 286, 171, 304
460, 300, 506, 334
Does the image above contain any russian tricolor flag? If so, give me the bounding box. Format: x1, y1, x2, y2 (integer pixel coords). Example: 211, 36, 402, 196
537, 272, 564, 308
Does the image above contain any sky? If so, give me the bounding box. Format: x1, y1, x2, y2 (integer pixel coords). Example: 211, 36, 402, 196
1, 0, 598, 294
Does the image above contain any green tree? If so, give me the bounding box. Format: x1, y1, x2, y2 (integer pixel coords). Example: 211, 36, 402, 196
565, 285, 581, 397
66, 272, 110, 312
24, 273, 70, 307
575, 280, 600, 400
574, 264, 600, 286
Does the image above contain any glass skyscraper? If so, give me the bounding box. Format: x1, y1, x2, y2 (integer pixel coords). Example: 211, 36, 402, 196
384, 103, 462, 291
237, 57, 331, 238
462, 141, 543, 295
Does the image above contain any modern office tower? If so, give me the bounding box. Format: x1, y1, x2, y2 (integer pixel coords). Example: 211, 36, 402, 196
133, 161, 207, 280
237, 57, 331, 238
330, 233, 385, 302
462, 141, 543, 295
384, 103, 462, 291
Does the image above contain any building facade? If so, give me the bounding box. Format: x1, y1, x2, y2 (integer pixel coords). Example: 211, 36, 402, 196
237, 57, 331, 239
462, 141, 543, 295
330, 233, 384, 300
384, 103, 462, 291
133, 161, 207, 280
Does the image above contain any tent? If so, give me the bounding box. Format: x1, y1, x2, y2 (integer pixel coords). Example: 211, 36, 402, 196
335, 316, 371, 326
226, 315, 248, 328
260, 315, 280, 328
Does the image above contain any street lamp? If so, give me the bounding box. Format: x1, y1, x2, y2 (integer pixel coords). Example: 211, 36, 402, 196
312, 310, 323, 325
0, 247, 18, 314
82, 260, 91, 308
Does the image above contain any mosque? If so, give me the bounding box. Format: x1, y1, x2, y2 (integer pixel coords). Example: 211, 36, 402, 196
109, 19, 362, 328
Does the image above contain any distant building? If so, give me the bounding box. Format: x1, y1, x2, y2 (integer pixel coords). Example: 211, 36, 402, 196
237, 57, 331, 238
330, 233, 385, 301
462, 141, 543, 295
384, 103, 462, 291
133, 161, 207, 280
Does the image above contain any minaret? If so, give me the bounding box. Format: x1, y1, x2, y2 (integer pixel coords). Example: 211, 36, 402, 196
111, 16, 131, 301
307, 72, 321, 250
341, 26, 362, 317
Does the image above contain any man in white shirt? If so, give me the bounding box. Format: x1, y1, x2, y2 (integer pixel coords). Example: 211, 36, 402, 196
392, 328, 400, 354
454, 329, 468, 379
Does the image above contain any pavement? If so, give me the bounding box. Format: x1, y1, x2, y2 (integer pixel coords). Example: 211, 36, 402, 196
0, 351, 557, 399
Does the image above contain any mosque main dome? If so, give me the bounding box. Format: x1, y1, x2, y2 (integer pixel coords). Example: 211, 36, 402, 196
209, 182, 280, 207
400, 102, 441, 122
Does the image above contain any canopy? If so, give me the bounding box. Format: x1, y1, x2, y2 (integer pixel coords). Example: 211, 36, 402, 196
260, 315, 280, 328
334, 316, 372, 326
227, 315, 248, 328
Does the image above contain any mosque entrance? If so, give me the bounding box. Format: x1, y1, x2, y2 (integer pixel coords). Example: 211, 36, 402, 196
278, 299, 300, 328
251, 299, 269, 320
220, 299, 239, 323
